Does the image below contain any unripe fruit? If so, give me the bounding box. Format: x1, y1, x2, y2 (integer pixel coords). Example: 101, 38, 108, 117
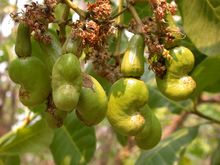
107, 78, 149, 136
156, 74, 196, 101
121, 34, 145, 77
135, 106, 162, 150
15, 22, 31, 57
32, 31, 61, 75
52, 53, 82, 111
76, 74, 107, 126
167, 46, 195, 76
8, 57, 51, 106
156, 46, 196, 101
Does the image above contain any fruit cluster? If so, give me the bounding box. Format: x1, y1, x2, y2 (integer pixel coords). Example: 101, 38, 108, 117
8, 22, 108, 128
8, 0, 197, 151
108, 34, 162, 149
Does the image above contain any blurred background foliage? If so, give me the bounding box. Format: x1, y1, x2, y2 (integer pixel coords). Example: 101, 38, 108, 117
0, 0, 220, 165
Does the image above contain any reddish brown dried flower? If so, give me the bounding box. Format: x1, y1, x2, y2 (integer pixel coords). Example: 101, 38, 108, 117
72, 20, 113, 49
11, 1, 55, 44
87, 0, 112, 21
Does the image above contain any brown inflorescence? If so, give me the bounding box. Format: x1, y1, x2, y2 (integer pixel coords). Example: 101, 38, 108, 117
71, 0, 121, 82
136, 0, 180, 78
87, 0, 112, 21
11, 1, 56, 44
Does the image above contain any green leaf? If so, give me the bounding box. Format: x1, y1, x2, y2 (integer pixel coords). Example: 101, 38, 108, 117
50, 113, 96, 165
124, 2, 152, 25
197, 103, 220, 122
136, 126, 199, 165
211, 138, 220, 165
54, 3, 67, 21
108, 30, 129, 55
0, 119, 54, 155
180, 38, 207, 67
142, 65, 193, 114
115, 131, 128, 146
192, 56, 220, 95
177, 0, 220, 56
0, 155, 20, 165
148, 85, 193, 113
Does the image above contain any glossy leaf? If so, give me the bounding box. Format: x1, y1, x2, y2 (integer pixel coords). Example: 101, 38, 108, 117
192, 56, 220, 95
211, 138, 220, 165
148, 85, 193, 114
0, 155, 20, 165
124, 2, 152, 25
180, 38, 207, 67
50, 113, 96, 165
108, 30, 129, 55
0, 119, 53, 155
197, 103, 220, 122
136, 126, 199, 165
115, 132, 128, 146
177, 0, 220, 56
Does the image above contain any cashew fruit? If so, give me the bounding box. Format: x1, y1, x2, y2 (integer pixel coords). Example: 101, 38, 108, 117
15, 22, 32, 57
85, 62, 112, 94
32, 31, 61, 75
107, 78, 149, 136
8, 56, 51, 106
76, 74, 107, 126
135, 106, 162, 150
52, 53, 82, 111
156, 46, 196, 101
121, 34, 145, 77
166, 46, 195, 76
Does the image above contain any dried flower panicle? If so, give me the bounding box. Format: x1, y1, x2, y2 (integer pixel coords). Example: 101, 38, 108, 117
11, 1, 56, 44
88, 47, 121, 83
137, 0, 181, 78
71, 0, 119, 82
87, 0, 112, 21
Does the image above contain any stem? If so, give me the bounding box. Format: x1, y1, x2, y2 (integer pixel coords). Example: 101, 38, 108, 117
126, 0, 143, 33
110, 7, 128, 20
191, 99, 220, 125
191, 111, 220, 125
162, 111, 189, 139
114, 0, 124, 57
59, 4, 70, 45
148, 0, 159, 8
64, 0, 86, 19
24, 111, 32, 126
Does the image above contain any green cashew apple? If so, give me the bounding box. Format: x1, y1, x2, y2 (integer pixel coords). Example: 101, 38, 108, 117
156, 46, 196, 101
8, 56, 51, 106
52, 53, 82, 111
121, 34, 145, 77
107, 78, 149, 136
32, 31, 61, 75
135, 105, 162, 150
15, 22, 32, 57
62, 36, 82, 57
76, 74, 107, 126
211, 141, 220, 165
45, 108, 68, 128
